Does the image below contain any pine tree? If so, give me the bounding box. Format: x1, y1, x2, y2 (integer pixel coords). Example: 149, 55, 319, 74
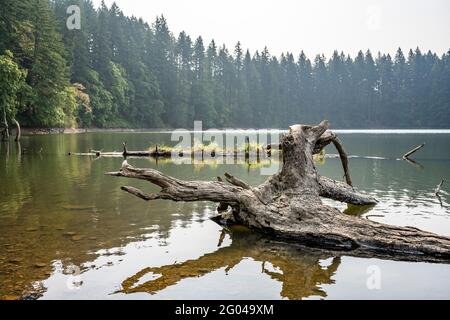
1, 0, 449, 129
21, 0, 74, 127
191, 37, 216, 127
152, 15, 177, 127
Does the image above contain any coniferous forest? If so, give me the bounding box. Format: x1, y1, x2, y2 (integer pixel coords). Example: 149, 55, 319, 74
1, 0, 450, 130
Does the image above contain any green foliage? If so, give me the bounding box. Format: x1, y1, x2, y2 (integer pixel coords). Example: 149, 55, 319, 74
0, 50, 26, 123
73, 83, 92, 127
85, 69, 113, 128
1, 0, 449, 129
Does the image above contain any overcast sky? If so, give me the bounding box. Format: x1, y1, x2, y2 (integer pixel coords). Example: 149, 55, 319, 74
92, 0, 450, 58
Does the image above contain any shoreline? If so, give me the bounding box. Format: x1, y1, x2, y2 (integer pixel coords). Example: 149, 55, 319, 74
19, 127, 168, 135
16, 127, 450, 136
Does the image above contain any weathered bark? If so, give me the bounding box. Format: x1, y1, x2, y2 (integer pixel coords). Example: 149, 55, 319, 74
107, 121, 450, 262
122, 142, 169, 157
70, 142, 266, 159
269, 130, 353, 186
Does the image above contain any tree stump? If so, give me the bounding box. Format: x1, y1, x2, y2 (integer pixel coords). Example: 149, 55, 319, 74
107, 121, 450, 262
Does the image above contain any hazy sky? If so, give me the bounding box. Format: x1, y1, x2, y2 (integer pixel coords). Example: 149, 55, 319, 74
92, 0, 450, 58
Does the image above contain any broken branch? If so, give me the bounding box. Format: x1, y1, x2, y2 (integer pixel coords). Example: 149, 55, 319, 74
403, 143, 425, 160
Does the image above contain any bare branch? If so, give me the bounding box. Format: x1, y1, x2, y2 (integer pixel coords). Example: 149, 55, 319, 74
435, 179, 445, 196
224, 173, 251, 190
331, 137, 353, 186
403, 143, 425, 160
121, 186, 160, 201
318, 176, 377, 205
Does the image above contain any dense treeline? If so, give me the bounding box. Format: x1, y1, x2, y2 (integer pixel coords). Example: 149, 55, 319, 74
1, 0, 449, 129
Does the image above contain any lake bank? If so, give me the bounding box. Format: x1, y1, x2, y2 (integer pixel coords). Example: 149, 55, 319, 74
14, 127, 450, 137
18, 127, 162, 136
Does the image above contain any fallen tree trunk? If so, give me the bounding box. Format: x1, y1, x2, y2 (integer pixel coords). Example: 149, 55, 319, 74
69, 142, 266, 159
107, 121, 450, 262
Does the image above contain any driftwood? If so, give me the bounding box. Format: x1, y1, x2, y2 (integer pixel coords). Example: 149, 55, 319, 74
122, 142, 170, 157
69, 142, 266, 159
107, 121, 450, 262
435, 179, 445, 208
403, 143, 425, 160
268, 130, 352, 186
68, 143, 171, 158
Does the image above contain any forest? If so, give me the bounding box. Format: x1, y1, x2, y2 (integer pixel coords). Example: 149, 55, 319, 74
1, 0, 450, 130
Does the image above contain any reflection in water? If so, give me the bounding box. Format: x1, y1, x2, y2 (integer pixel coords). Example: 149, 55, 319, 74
343, 204, 376, 216
1, 132, 450, 299
121, 226, 340, 300
404, 157, 424, 168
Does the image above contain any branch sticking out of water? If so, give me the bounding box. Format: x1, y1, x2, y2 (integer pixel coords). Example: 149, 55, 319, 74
402, 143, 425, 160
435, 179, 445, 196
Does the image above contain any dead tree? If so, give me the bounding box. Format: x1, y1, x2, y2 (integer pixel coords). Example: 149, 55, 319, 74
403, 143, 425, 160
13, 119, 20, 142
107, 121, 450, 262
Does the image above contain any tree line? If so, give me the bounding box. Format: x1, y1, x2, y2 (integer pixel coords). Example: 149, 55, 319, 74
1, 0, 449, 130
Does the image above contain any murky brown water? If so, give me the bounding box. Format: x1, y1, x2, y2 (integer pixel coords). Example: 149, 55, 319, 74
1, 131, 450, 300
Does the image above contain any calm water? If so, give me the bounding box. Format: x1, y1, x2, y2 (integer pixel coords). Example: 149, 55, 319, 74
1, 131, 450, 300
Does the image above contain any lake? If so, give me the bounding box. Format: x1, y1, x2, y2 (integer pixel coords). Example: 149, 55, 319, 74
1, 130, 450, 300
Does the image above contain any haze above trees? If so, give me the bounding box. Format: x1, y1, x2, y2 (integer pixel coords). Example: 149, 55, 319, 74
1, 0, 449, 129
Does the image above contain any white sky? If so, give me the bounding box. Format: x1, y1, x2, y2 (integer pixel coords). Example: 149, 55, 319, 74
92, 0, 450, 58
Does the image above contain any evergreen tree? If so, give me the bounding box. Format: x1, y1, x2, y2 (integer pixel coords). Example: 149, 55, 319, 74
22, 0, 74, 127
0, 0, 449, 129
0, 50, 26, 132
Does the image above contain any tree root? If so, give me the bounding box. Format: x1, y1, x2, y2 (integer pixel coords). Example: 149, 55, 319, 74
107, 121, 450, 263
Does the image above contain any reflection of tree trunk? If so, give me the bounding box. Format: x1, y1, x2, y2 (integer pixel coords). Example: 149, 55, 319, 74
108, 121, 450, 262
16, 141, 22, 162
120, 227, 341, 300
13, 119, 20, 142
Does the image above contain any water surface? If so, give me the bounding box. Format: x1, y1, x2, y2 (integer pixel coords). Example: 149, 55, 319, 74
0, 131, 449, 299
